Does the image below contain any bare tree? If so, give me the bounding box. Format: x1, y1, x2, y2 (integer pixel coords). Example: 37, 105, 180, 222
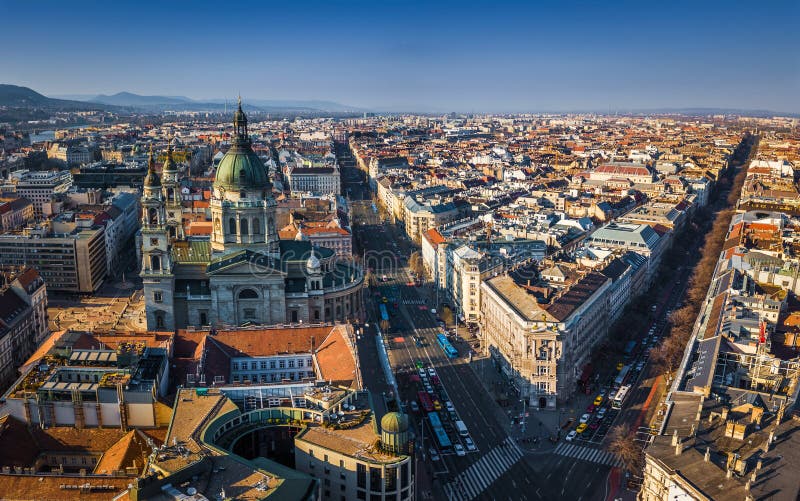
608, 425, 643, 473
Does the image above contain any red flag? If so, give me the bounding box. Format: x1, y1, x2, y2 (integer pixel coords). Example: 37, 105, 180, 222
759, 321, 766, 344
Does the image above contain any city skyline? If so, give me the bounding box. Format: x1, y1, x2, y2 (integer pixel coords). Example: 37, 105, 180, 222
2, 0, 798, 113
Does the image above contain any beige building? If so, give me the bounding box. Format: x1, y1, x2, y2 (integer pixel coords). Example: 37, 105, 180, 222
480, 265, 610, 408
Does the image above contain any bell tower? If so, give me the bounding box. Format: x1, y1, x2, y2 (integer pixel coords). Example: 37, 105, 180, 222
140, 146, 175, 331
161, 142, 183, 239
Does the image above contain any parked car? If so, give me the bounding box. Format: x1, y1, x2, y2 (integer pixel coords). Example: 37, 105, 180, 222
586, 404, 596, 413
565, 430, 578, 442
597, 407, 607, 420
454, 444, 466, 456
593, 395, 603, 406
428, 368, 436, 377
429, 447, 440, 461
576, 423, 588, 433
410, 401, 419, 412
579, 413, 591, 424
449, 411, 458, 421
445, 401, 455, 412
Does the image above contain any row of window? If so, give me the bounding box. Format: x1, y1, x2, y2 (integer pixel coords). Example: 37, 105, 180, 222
231, 371, 314, 383
233, 358, 312, 371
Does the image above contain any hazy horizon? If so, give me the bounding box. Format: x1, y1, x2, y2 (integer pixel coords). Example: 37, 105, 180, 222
3, 0, 798, 113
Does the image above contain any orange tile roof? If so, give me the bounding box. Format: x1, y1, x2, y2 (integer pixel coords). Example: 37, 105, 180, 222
315, 325, 357, 387
423, 228, 446, 246
208, 326, 337, 357
93, 429, 153, 475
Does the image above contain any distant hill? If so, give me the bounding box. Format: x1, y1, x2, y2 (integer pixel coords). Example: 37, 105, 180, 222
0, 84, 109, 110
90, 92, 194, 107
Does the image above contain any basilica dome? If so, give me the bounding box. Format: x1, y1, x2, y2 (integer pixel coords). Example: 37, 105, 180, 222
213, 98, 272, 191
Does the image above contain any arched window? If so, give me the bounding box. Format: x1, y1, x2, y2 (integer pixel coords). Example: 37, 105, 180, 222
151, 255, 161, 271
240, 219, 248, 235
155, 312, 165, 329
148, 208, 158, 225
167, 187, 174, 202
253, 218, 260, 234
229, 218, 236, 234
238, 288, 259, 299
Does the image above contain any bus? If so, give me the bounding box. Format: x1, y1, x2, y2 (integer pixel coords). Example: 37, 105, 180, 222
428, 412, 452, 448
436, 333, 458, 359
612, 385, 631, 409
417, 391, 434, 413
623, 340, 637, 358
614, 365, 631, 388
379, 303, 389, 322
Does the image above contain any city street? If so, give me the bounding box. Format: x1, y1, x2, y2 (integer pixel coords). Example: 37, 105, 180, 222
354, 221, 620, 500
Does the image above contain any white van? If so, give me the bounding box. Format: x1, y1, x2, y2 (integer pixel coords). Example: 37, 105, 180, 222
455, 420, 469, 437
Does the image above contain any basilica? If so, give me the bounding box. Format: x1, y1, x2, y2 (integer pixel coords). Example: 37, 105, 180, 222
140, 100, 363, 330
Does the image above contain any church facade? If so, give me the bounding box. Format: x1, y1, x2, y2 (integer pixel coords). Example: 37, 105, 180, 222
140, 101, 363, 331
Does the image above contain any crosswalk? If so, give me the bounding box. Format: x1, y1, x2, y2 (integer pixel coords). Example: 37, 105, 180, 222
443, 437, 524, 501
553, 442, 622, 467
402, 298, 425, 305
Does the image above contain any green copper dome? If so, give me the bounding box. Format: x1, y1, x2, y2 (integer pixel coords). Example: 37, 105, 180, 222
380, 411, 409, 434
214, 146, 271, 190
213, 99, 272, 190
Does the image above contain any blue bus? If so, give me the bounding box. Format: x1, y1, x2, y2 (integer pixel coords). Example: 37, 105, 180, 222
624, 340, 637, 358
379, 303, 389, 322
428, 412, 451, 448
436, 333, 458, 359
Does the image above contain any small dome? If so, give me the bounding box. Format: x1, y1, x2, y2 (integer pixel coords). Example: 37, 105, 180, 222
306, 251, 321, 273
380, 412, 409, 434
144, 168, 161, 188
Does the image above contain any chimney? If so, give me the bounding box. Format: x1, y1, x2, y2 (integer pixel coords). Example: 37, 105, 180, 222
675, 441, 682, 456
672, 429, 679, 446
704, 447, 710, 462
726, 466, 733, 479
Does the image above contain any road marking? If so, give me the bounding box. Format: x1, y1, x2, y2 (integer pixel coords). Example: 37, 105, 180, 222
443, 437, 523, 500
553, 442, 622, 467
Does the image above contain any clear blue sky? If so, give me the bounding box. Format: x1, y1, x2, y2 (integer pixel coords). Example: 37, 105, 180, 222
2, 0, 798, 112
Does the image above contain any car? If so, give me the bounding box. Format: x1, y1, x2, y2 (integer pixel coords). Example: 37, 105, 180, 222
598, 388, 608, 398
449, 411, 458, 421
428, 368, 436, 377
433, 400, 442, 411
409, 401, 419, 412
454, 444, 466, 456
590, 422, 600, 430
424, 384, 433, 393
597, 408, 607, 420
431, 375, 440, 385
593, 395, 603, 406
445, 401, 455, 412
429, 447, 440, 461
576, 423, 588, 433
579, 413, 591, 424
465, 437, 477, 451
440, 392, 450, 402
651, 305, 658, 311
636, 361, 645, 371
586, 404, 596, 413
565, 430, 578, 442
609, 389, 617, 400
616, 362, 624, 371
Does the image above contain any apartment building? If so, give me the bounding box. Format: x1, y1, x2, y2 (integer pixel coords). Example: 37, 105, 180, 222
287, 165, 341, 195
12, 170, 73, 218
0, 268, 47, 392
480, 264, 611, 407
585, 222, 667, 282
0, 221, 106, 293
0, 198, 34, 230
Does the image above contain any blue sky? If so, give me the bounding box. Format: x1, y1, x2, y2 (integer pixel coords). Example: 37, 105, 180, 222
1, 0, 798, 112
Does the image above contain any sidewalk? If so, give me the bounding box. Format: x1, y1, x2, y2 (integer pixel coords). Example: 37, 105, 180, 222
465, 355, 597, 453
